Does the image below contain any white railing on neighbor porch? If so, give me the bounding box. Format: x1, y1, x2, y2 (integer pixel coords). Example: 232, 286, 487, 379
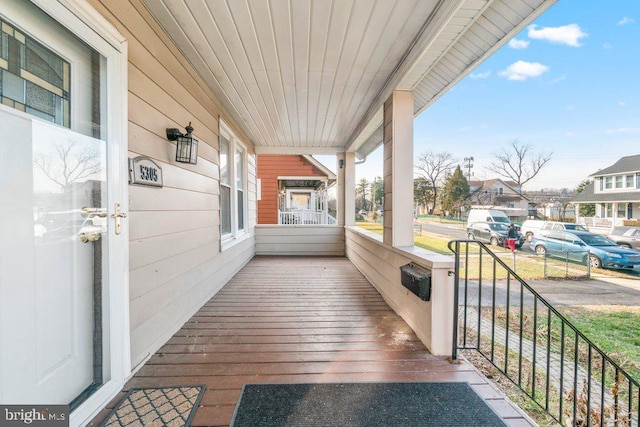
278, 210, 336, 225
582, 217, 613, 228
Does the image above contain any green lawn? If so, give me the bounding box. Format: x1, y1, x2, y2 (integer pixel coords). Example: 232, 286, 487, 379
557, 305, 640, 381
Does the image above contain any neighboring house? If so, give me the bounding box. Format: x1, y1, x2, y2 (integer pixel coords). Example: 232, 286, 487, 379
0, 1, 558, 425
257, 155, 336, 225
525, 189, 576, 221
537, 201, 576, 221
468, 179, 531, 223
573, 154, 640, 229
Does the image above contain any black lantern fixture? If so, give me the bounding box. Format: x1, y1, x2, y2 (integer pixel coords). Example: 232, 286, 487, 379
167, 122, 198, 164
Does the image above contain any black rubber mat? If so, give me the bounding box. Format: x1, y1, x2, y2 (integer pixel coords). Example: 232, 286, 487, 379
230, 382, 507, 426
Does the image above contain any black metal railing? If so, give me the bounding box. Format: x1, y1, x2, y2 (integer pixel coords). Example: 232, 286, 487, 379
448, 239, 639, 426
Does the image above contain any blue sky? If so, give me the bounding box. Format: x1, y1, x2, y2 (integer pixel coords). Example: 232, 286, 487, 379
348, 0, 640, 191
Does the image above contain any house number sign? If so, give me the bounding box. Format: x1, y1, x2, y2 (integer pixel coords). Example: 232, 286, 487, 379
129, 156, 163, 187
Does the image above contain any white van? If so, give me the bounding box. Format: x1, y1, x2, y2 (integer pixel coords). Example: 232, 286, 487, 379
466, 209, 511, 227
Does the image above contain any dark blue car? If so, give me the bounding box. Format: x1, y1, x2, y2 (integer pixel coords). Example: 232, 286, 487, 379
530, 229, 640, 269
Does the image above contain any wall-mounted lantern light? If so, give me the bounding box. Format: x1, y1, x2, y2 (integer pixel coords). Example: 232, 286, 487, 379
167, 122, 198, 164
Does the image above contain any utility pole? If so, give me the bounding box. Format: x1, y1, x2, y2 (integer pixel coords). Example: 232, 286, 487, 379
463, 157, 474, 181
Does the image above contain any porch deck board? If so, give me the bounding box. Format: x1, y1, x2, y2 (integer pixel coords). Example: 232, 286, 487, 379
89, 256, 533, 426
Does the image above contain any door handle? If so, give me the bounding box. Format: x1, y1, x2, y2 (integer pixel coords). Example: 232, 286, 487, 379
111, 203, 127, 235
81, 207, 108, 218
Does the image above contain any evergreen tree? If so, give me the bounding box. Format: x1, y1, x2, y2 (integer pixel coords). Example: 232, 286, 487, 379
576, 179, 595, 217
370, 177, 384, 212
441, 166, 470, 217
355, 178, 370, 211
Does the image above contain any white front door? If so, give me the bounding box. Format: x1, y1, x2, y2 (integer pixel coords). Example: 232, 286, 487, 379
0, 0, 128, 415
1, 115, 101, 404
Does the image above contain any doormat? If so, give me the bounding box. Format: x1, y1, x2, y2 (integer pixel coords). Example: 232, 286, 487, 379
230, 382, 507, 426
101, 385, 206, 427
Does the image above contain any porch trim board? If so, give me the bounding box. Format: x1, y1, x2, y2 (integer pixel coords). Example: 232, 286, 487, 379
255, 225, 345, 256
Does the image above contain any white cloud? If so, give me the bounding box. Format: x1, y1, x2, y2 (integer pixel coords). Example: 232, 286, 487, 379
469, 71, 491, 79
566, 132, 575, 137
549, 75, 567, 84
618, 101, 627, 107
498, 61, 549, 81
618, 17, 635, 25
603, 43, 614, 49
566, 105, 575, 111
605, 127, 640, 134
527, 24, 587, 47
508, 38, 529, 49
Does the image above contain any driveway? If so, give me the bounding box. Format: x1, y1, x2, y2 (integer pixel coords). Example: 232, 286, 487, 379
459, 275, 640, 307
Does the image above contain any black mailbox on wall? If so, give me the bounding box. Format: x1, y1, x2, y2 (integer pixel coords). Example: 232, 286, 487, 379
399, 263, 432, 301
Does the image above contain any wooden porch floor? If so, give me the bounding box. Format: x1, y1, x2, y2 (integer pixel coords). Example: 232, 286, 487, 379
90, 256, 534, 426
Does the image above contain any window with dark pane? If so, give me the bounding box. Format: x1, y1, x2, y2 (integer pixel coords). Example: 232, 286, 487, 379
220, 134, 232, 235
235, 147, 245, 230
0, 17, 69, 126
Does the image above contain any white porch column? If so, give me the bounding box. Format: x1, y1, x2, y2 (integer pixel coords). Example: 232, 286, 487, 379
383, 90, 414, 247
337, 152, 356, 226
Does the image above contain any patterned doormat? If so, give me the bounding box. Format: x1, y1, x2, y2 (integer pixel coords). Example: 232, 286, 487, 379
101, 385, 206, 427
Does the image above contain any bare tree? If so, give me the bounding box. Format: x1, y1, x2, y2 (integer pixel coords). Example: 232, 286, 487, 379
34, 140, 101, 189
486, 140, 552, 187
415, 151, 457, 214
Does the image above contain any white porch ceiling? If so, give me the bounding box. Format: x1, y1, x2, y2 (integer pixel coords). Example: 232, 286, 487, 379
141, 0, 556, 159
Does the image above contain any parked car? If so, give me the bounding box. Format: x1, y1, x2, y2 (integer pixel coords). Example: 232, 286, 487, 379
467, 221, 524, 248
520, 220, 588, 241
541, 221, 588, 232
530, 229, 640, 270
607, 226, 640, 250
520, 219, 546, 241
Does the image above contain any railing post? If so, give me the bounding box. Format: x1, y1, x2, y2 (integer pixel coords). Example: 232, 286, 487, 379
451, 241, 460, 362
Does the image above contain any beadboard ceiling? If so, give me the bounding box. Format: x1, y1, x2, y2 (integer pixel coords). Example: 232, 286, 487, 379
141, 0, 556, 159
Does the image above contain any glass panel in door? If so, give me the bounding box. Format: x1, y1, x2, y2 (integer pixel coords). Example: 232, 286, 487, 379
0, 0, 108, 408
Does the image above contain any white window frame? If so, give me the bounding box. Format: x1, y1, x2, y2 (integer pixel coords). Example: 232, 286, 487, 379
626, 175, 634, 188
615, 175, 623, 189
219, 118, 248, 250
605, 176, 613, 189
